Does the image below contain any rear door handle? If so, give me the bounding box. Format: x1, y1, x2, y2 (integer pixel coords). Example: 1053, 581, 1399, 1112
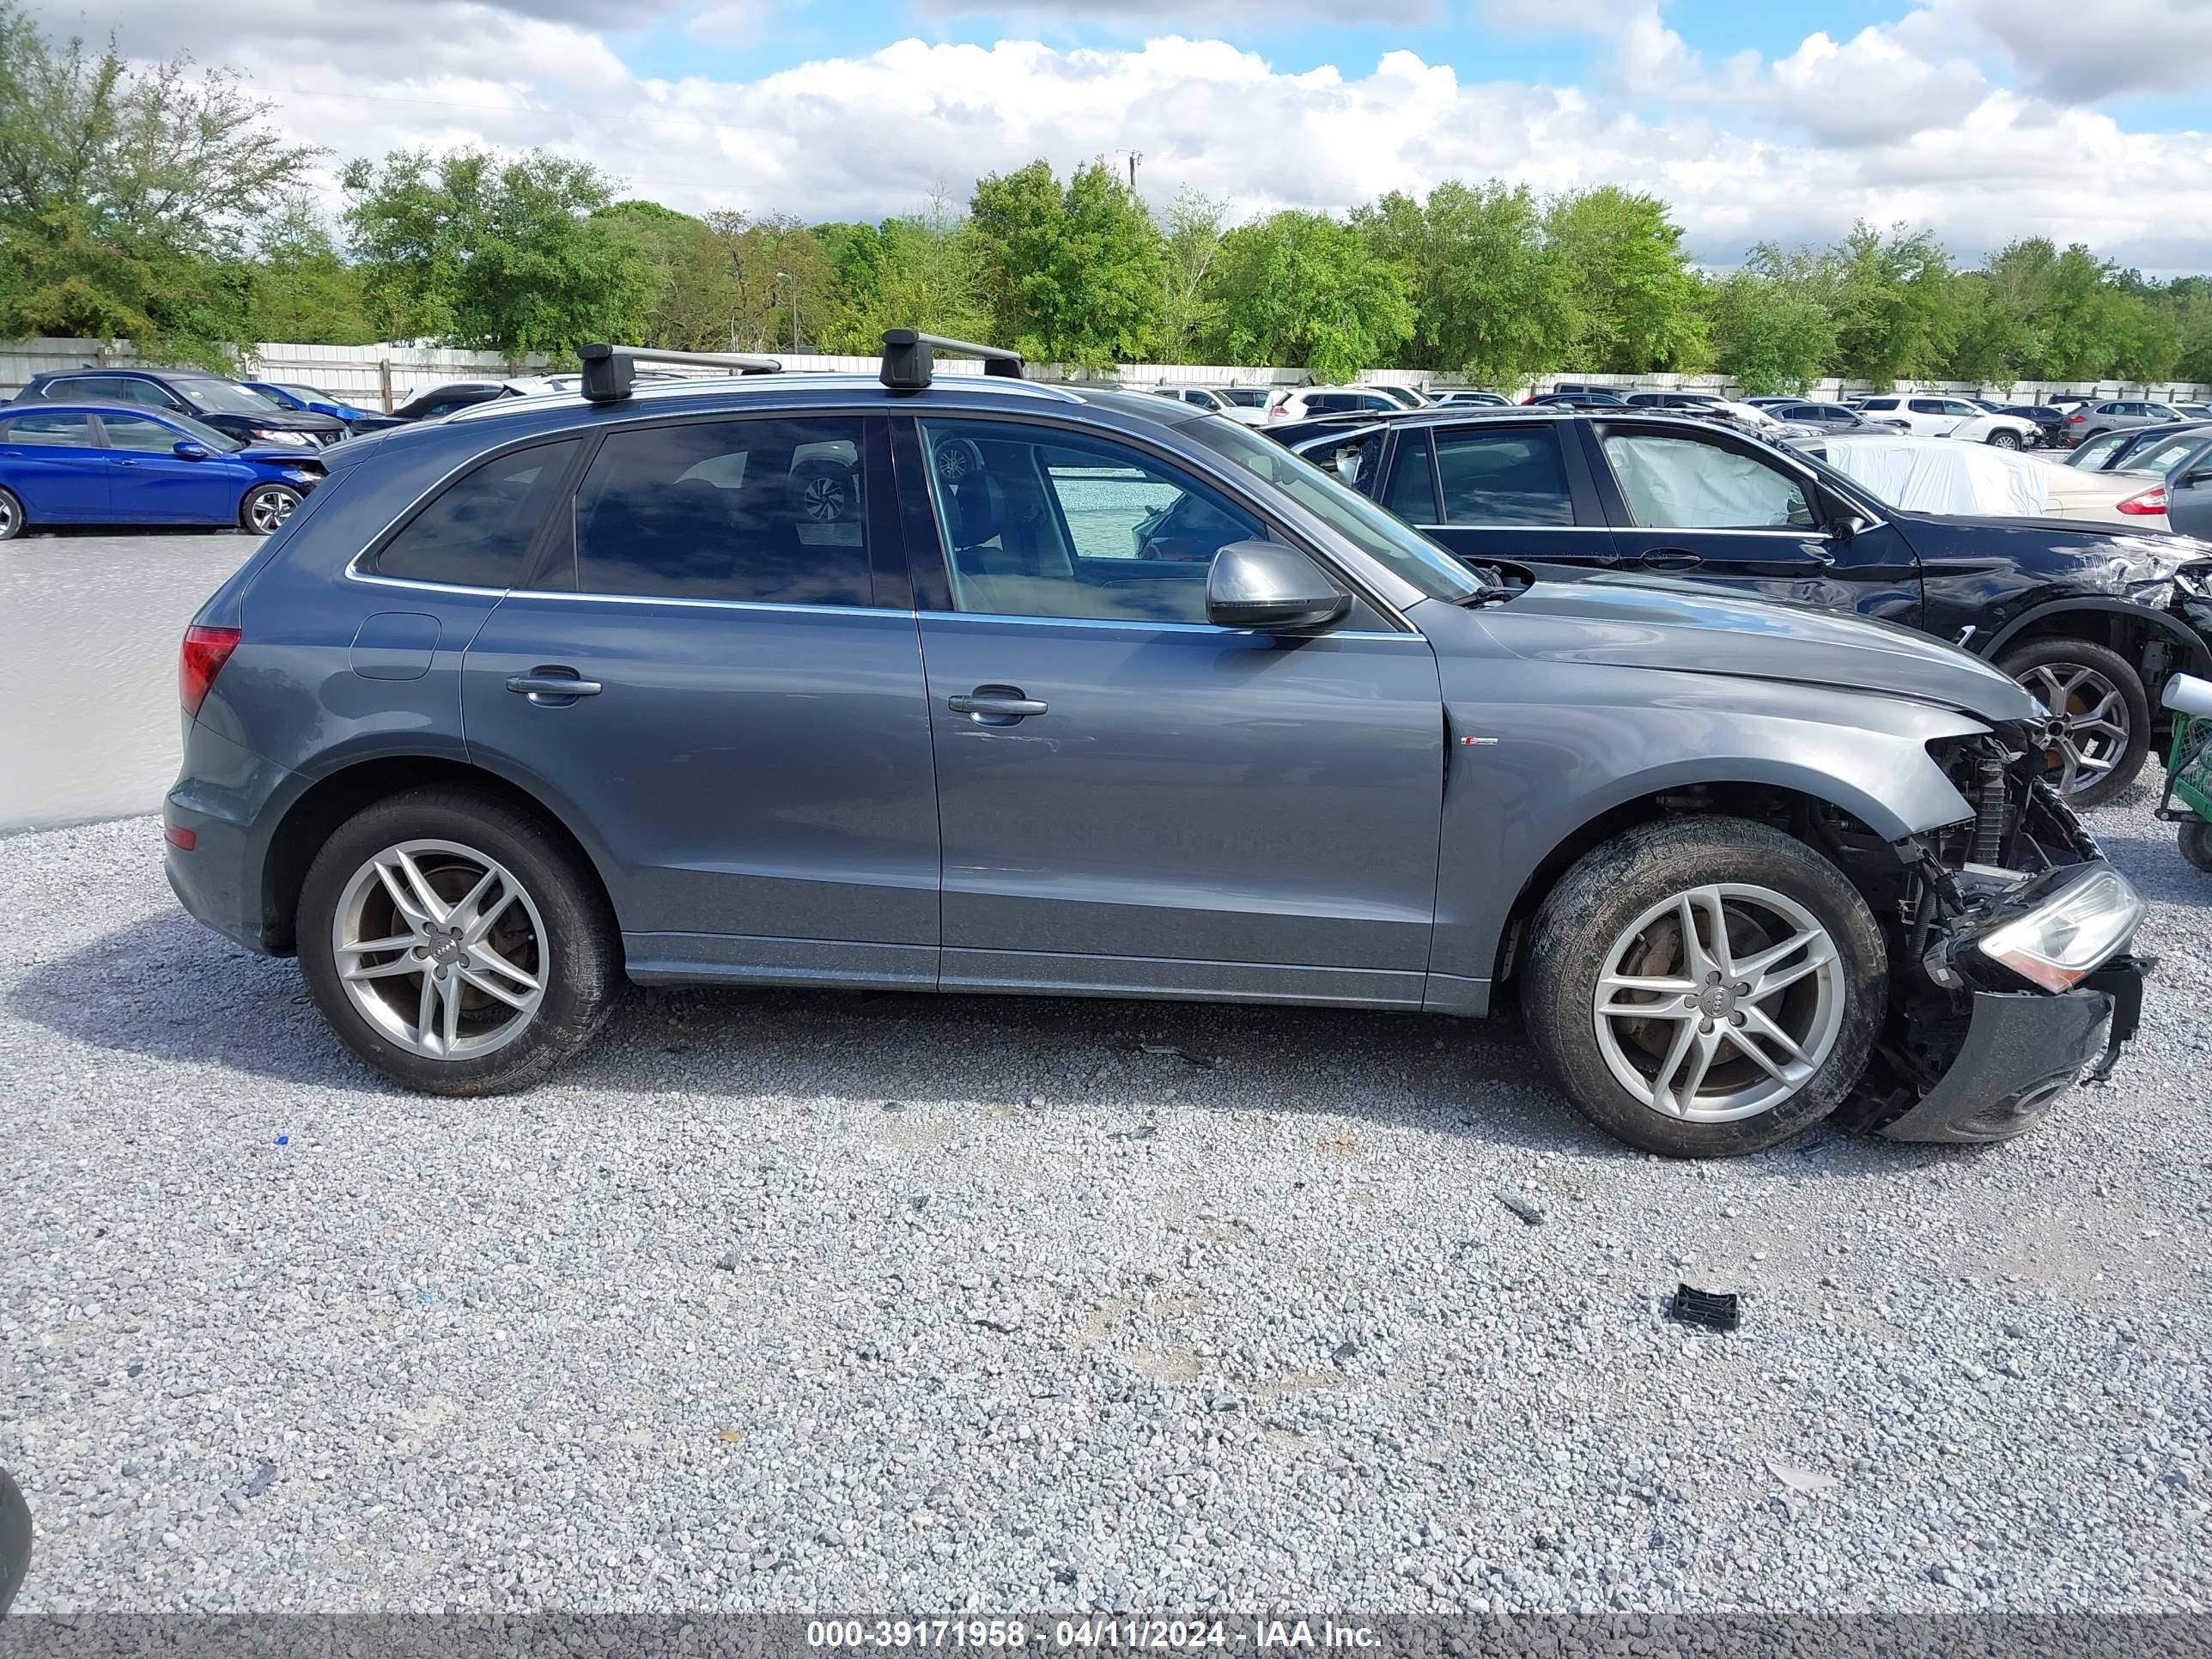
1636, 548, 1704, 571
947, 685, 1048, 720
507, 670, 603, 702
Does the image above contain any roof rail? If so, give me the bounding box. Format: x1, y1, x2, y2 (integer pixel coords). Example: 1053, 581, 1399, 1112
578, 343, 782, 404
880, 330, 1025, 392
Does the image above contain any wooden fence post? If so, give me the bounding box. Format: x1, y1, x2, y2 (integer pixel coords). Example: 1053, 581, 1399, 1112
380, 359, 393, 413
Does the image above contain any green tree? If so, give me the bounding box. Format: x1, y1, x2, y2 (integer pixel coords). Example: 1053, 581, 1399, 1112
0, 0, 319, 359
1703, 269, 1835, 393
1354, 181, 1576, 386
592, 198, 737, 351
341, 148, 656, 358
1212, 210, 1412, 384
816, 196, 993, 352
1827, 223, 1957, 388
1544, 185, 1708, 373
243, 196, 376, 344
702, 210, 836, 353
1156, 190, 1228, 364
969, 158, 1166, 367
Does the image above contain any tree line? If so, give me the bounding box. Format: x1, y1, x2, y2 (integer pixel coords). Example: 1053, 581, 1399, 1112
6, 5, 2210, 392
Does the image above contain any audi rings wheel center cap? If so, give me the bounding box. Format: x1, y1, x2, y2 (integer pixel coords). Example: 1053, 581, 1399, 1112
432, 935, 467, 967
1698, 982, 1736, 1018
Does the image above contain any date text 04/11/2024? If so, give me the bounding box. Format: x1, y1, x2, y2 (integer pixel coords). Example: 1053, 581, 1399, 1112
805, 1620, 1382, 1650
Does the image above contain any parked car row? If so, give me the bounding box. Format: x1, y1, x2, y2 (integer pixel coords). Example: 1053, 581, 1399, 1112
1267, 401, 2212, 806
0, 366, 584, 538
161, 332, 2155, 1162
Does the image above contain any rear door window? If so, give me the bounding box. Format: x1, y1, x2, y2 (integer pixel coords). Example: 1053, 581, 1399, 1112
1432, 425, 1576, 526
373, 440, 583, 590
568, 417, 872, 605
1599, 432, 1814, 530
0, 412, 98, 446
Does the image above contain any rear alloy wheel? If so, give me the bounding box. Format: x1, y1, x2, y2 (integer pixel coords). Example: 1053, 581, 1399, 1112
1522, 817, 1885, 1158
298, 788, 617, 1093
1987, 429, 2020, 450
1997, 637, 2150, 807
0, 486, 22, 541
240, 483, 301, 535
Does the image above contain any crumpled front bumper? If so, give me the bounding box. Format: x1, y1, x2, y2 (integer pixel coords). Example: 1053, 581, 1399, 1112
1880, 955, 2151, 1143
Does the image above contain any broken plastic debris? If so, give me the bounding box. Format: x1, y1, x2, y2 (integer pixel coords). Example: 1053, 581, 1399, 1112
1668, 1285, 1740, 1332
1768, 1463, 1839, 1495
1494, 1189, 1546, 1227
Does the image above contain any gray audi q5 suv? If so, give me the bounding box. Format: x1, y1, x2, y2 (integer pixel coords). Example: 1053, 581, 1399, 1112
164, 335, 2150, 1158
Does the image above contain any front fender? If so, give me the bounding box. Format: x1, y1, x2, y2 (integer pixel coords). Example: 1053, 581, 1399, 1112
1979, 596, 2212, 674
1425, 655, 1984, 1000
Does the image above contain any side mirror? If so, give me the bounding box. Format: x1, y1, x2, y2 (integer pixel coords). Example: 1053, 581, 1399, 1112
173, 441, 209, 461
1206, 541, 1352, 632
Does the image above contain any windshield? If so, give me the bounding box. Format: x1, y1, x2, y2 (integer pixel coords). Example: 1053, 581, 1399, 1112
2124, 438, 2208, 476
1182, 418, 1481, 603
279, 384, 342, 404
143, 410, 246, 452
179, 379, 295, 415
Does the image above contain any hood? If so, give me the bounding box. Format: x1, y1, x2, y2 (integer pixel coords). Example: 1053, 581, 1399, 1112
236, 445, 326, 466
229, 410, 345, 433
1486, 572, 2039, 725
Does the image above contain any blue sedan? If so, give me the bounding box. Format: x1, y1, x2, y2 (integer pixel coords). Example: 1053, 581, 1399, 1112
242, 380, 404, 433
0, 405, 325, 539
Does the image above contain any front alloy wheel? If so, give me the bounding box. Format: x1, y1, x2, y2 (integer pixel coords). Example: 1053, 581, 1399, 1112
1590, 884, 1846, 1122
1998, 638, 2151, 806
1987, 430, 2020, 450
241, 483, 301, 534
1522, 816, 1885, 1157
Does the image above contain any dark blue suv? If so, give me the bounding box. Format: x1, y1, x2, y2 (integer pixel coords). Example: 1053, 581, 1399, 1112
162, 337, 2150, 1158
11, 368, 347, 448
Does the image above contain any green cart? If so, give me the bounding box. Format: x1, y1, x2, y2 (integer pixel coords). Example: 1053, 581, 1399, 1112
2155, 675, 2212, 873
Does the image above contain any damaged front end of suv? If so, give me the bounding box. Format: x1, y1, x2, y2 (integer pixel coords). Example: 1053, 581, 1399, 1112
1845, 723, 2153, 1142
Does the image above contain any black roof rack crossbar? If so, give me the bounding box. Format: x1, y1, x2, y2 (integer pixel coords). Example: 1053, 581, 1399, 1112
880, 330, 1025, 392
577, 343, 783, 404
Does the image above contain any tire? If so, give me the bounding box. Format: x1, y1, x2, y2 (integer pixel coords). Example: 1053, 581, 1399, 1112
1996, 637, 2151, 807
240, 483, 301, 535
2181, 818, 2212, 875
297, 787, 618, 1094
1522, 816, 1886, 1158
0, 486, 22, 541
1987, 429, 2020, 450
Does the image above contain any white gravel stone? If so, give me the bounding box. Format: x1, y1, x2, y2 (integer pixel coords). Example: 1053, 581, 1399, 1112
0, 794, 2206, 1613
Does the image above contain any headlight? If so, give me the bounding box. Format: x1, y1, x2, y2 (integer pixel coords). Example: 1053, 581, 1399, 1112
1977, 866, 2145, 992
2101, 542, 2197, 606
250, 428, 310, 447
278, 468, 315, 483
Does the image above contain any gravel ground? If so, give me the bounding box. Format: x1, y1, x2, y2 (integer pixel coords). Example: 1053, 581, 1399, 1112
1, 796, 2208, 1617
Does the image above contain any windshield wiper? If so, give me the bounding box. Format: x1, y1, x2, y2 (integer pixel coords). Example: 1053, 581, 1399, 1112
1449, 563, 1518, 607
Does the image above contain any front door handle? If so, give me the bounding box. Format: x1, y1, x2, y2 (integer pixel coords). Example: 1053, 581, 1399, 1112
507, 669, 603, 702
1636, 547, 1704, 571
947, 685, 1048, 720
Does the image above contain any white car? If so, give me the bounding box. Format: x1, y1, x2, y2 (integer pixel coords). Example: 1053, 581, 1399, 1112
1431, 389, 1511, 407
1851, 394, 2040, 449
1144, 385, 1269, 426
1803, 432, 2169, 528
1264, 386, 1412, 422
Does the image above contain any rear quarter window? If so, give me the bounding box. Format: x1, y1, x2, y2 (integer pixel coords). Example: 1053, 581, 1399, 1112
370, 440, 583, 590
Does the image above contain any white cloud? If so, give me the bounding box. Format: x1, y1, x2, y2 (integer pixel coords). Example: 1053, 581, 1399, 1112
24, 0, 2212, 276
1917, 0, 2212, 104
918, 0, 1439, 19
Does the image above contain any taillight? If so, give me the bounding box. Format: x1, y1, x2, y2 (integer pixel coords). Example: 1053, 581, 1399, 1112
180, 624, 241, 717
2067, 410, 2086, 422
2118, 486, 2168, 516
